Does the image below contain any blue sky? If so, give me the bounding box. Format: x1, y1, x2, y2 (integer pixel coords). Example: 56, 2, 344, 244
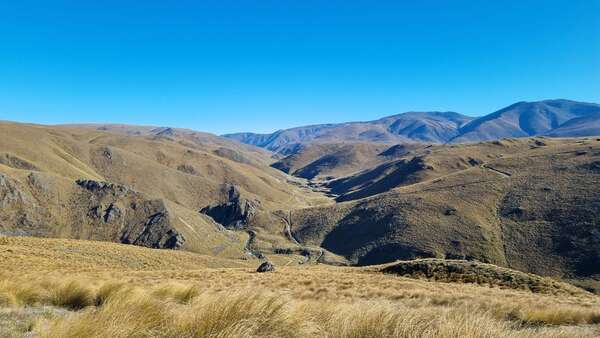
0, 1, 598, 134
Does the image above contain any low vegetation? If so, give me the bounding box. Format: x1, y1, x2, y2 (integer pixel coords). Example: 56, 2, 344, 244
380, 259, 585, 295
1, 277, 600, 337
1, 237, 599, 337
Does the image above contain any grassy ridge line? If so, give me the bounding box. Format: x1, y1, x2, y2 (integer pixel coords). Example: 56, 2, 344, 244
378, 259, 586, 296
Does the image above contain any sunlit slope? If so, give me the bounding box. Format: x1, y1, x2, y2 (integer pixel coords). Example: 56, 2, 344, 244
0, 121, 327, 257
291, 137, 600, 282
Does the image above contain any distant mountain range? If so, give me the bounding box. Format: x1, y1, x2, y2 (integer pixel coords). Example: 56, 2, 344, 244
224, 99, 600, 154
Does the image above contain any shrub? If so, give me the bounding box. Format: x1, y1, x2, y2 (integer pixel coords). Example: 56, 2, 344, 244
49, 281, 94, 310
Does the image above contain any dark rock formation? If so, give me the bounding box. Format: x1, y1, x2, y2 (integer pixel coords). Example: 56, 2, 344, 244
103, 203, 121, 223
0, 173, 25, 207
200, 184, 259, 229
76, 179, 129, 196
256, 261, 275, 273
75, 179, 185, 249
121, 210, 185, 249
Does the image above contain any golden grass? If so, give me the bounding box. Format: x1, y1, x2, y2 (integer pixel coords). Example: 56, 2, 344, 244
29, 285, 600, 338
1, 236, 599, 337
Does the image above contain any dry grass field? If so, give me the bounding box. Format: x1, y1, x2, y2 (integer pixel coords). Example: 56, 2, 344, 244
1, 236, 600, 337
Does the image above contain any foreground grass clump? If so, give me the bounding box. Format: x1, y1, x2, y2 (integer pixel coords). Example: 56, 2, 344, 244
40, 289, 309, 338
48, 281, 95, 310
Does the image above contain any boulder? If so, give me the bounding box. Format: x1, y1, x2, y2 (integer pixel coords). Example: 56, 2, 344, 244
257, 261, 275, 273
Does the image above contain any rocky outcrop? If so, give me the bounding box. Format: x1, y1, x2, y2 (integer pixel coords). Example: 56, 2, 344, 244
76, 179, 129, 196
0, 173, 47, 236
120, 209, 185, 249
200, 184, 259, 229
76, 179, 185, 249
0, 173, 26, 207
176, 164, 197, 175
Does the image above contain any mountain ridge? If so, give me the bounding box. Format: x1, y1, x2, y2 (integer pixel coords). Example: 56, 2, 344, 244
224, 99, 600, 153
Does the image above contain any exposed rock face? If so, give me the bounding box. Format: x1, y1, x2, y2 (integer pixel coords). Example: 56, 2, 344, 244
120, 209, 184, 249
0, 173, 47, 237
200, 184, 259, 229
76, 179, 129, 196
256, 261, 275, 273
0, 173, 26, 207
75, 179, 185, 249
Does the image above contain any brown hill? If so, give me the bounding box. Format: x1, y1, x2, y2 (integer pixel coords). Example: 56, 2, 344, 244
289, 137, 600, 284
271, 142, 392, 180
379, 259, 585, 295
0, 121, 328, 259
2, 120, 600, 291
451, 99, 600, 143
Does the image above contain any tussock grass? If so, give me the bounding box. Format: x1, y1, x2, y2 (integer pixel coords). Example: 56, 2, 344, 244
3, 275, 600, 337
35, 287, 600, 338
94, 281, 129, 306
151, 283, 200, 304
40, 290, 310, 338
1, 237, 599, 337
517, 306, 600, 326
48, 280, 94, 310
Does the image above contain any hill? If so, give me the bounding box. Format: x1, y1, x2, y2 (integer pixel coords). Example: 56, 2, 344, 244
224, 111, 472, 154
225, 100, 600, 153
289, 137, 600, 286
451, 100, 600, 143
0, 121, 328, 260
271, 142, 393, 180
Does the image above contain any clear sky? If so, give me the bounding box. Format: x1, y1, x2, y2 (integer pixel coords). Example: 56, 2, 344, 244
0, 1, 599, 134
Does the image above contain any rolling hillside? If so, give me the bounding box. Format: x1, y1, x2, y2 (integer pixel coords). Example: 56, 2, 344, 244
0, 121, 328, 260
289, 137, 600, 285
2, 119, 600, 291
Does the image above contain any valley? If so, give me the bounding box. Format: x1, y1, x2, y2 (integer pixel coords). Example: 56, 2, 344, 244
2, 100, 600, 336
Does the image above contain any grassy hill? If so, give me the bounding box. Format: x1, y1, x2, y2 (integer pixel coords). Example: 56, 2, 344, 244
289, 137, 600, 285
0, 121, 328, 260
271, 142, 393, 180
2, 120, 600, 286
